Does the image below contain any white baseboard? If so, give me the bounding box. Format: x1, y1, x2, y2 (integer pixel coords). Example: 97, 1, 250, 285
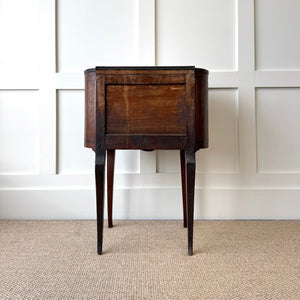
0, 188, 299, 220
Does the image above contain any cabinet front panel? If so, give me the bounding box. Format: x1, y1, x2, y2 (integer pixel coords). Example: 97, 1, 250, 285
106, 84, 186, 134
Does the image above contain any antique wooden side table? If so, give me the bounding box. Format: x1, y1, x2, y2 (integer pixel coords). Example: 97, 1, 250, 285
84, 66, 208, 255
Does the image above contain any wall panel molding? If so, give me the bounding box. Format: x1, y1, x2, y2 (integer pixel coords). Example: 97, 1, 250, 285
38, 0, 57, 174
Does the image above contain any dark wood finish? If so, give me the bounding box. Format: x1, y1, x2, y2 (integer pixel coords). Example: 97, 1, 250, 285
95, 150, 105, 255
85, 71, 96, 151
180, 150, 187, 228
106, 84, 186, 135
105, 134, 186, 150
85, 67, 209, 152
105, 74, 186, 84
186, 151, 196, 255
195, 69, 209, 149
84, 66, 209, 255
107, 149, 115, 228
95, 73, 106, 254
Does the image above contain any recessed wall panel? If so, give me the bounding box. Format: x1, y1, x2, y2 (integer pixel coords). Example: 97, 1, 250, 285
255, 0, 300, 70
57, 0, 139, 72
114, 150, 139, 174
0, 91, 38, 174
58, 90, 94, 174
157, 89, 239, 173
256, 88, 300, 172
156, 150, 180, 173
156, 0, 236, 70
196, 89, 239, 173
0, 0, 39, 75
57, 90, 139, 174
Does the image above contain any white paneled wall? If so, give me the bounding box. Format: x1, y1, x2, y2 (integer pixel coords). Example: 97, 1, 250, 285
0, 0, 300, 219
0, 0, 39, 76
256, 88, 300, 173
255, 0, 300, 70
156, 0, 236, 70
0, 91, 39, 174
196, 89, 239, 173
57, 0, 139, 72
57, 90, 94, 174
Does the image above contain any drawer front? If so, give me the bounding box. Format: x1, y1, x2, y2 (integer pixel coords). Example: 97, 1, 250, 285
106, 84, 186, 135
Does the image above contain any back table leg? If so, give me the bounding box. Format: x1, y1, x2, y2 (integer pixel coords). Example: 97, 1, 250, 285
180, 150, 187, 228
107, 149, 115, 228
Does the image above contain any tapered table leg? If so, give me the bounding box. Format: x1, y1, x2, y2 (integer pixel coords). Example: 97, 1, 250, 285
107, 149, 115, 228
95, 150, 106, 255
186, 151, 196, 255
180, 150, 187, 228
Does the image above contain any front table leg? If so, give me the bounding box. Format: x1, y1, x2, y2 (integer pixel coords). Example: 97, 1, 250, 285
185, 150, 196, 255
95, 150, 106, 255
